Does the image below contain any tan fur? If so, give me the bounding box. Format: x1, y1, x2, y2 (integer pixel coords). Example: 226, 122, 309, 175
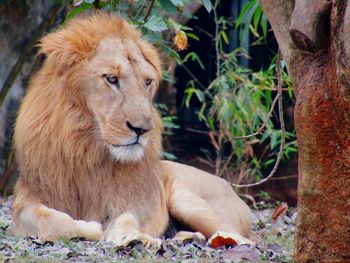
12, 12, 253, 246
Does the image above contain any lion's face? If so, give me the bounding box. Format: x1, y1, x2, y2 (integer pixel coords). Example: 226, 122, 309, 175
80, 37, 160, 162
33, 14, 162, 163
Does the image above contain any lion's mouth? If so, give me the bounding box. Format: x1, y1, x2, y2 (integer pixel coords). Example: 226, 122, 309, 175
111, 141, 139, 147
107, 139, 145, 162
110, 135, 148, 148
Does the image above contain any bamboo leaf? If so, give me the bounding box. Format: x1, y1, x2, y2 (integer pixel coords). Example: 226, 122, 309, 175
202, 0, 212, 13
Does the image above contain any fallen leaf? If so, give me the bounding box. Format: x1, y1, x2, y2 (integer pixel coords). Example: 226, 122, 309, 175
210, 235, 237, 248
208, 231, 255, 248
174, 30, 189, 51
267, 243, 283, 253
271, 202, 288, 222
221, 245, 260, 261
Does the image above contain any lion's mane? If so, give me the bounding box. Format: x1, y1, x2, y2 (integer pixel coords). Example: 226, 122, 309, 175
13, 13, 168, 234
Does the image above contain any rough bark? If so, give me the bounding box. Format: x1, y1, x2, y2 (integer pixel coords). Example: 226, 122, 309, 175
290, 0, 332, 52
260, 0, 350, 261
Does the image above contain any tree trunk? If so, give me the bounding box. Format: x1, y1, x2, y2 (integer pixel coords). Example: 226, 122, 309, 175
260, 0, 350, 261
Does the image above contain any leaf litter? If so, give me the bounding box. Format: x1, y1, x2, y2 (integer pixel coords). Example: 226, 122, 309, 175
0, 197, 296, 262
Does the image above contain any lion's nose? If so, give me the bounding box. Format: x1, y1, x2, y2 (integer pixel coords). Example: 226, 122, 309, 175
126, 120, 152, 136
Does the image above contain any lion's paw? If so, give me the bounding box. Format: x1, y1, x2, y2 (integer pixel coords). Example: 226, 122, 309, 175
107, 231, 161, 249
106, 231, 141, 247
76, 220, 104, 240
139, 233, 162, 249
173, 231, 206, 244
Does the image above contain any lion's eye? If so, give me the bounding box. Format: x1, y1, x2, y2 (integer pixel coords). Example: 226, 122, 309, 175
103, 74, 120, 88
146, 79, 153, 86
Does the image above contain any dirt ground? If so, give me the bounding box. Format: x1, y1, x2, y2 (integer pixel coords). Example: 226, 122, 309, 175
0, 197, 295, 262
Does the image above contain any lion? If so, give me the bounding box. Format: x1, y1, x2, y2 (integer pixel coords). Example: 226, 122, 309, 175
11, 12, 254, 247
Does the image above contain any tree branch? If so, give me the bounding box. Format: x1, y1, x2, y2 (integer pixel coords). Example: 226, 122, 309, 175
234, 94, 279, 139
143, 0, 156, 22
186, 92, 278, 140
213, 0, 220, 79
290, 0, 331, 52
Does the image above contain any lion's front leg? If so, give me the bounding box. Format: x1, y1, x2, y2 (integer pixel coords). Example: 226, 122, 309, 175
105, 212, 162, 248
12, 203, 103, 241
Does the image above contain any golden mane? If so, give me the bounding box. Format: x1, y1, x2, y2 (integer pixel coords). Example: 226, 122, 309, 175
38, 12, 161, 76
13, 12, 165, 226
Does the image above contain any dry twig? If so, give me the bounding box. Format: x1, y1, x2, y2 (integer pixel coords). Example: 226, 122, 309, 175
186, 90, 279, 140
231, 50, 286, 188
234, 94, 279, 139
143, 0, 156, 22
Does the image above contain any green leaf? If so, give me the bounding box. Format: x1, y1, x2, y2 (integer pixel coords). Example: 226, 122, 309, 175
201, 0, 212, 13
183, 52, 205, 70
144, 15, 168, 32
162, 151, 178, 160
220, 30, 229, 44
66, 3, 94, 21
184, 86, 202, 107
169, 0, 184, 6
186, 32, 199, 41
195, 89, 205, 102
253, 5, 262, 30
158, 0, 178, 13
162, 117, 180, 129
167, 18, 182, 31
198, 102, 207, 121
264, 159, 275, 167
207, 117, 215, 131
261, 14, 268, 38
270, 131, 278, 150
161, 44, 182, 64
249, 24, 260, 38
235, 0, 253, 29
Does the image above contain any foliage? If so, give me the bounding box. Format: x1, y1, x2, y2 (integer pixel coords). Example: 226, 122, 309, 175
235, 0, 269, 45
156, 103, 179, 160
186, 50, 296, 181
184, 3, 297, 183
66, 0, 210, 65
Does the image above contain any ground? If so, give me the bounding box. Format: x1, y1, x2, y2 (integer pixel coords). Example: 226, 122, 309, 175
0, 197, 295, 262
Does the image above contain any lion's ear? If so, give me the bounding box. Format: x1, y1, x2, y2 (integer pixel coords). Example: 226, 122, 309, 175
37, 30, 89, 69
